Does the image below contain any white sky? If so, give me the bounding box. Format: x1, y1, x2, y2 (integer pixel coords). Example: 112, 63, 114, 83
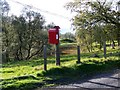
6, 0, 75, 34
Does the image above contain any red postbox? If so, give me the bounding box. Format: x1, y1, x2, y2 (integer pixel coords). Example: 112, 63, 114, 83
48, 26, 60, 44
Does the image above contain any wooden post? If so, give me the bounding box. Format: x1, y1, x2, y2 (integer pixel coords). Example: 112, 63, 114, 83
77, 46, 81, 64
103, 40, 107, 59
43, 45, 47, 71
55, 44, 60, 66
0, 5, 2, 64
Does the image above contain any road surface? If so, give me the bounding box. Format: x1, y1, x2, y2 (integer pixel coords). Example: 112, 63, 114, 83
54, 69, 120, 89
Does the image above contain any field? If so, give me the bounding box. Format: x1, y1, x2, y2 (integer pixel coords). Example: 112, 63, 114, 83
0, 43, 120, 90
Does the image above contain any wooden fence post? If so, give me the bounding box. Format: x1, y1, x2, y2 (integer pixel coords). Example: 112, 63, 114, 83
43, 44, 47, 71
77, 46, 81, 64
55, 44, 60, 66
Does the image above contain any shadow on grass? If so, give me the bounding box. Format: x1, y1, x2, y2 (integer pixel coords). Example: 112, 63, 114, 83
2, 58, 56, 68
3, 49, 119, 68
0, 70, 14, 73
94, 50, 120, 58
1, 75, 44, 90
107, 51, 120, 57
41, 59, 120, 85
1, 81, 44, 90
1, 75, 38, 81
1, 59, 120, 90
2, 55, 77, 68
2, 59, 44, 68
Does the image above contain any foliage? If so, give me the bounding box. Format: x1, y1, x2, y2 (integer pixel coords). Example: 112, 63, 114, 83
45, 22, 56, 30
1, 1, 55, 62
61, 32, 76, 41
60, 38, 75, 43
1, 0, 10, 16
65, 0, 120, 52
11, 10, 47, 60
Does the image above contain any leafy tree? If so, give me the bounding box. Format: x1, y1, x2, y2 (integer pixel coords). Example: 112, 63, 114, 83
45, 22, 56, 30
1, 0, 10, 16
75, 27, 94, 52
65, 0, 120, 46
65, 0, 120, 56
2, 0, 10, 62
61, 32, 75, 41
2, 3, 49, 61
11, 8, 47, 60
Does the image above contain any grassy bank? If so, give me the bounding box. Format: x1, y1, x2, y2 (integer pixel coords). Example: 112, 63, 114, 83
0, 45, 120, 90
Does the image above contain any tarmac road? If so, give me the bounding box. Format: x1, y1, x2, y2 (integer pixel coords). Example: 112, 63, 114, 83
54, 69, 120, 89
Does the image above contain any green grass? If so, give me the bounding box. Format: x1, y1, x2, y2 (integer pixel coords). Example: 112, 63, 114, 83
0, 46, 120, 90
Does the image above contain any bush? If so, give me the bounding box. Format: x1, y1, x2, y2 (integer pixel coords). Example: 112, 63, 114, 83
60, 39, 75, 43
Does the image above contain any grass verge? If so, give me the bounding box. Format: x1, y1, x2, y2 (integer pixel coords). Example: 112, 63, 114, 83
0, 48, 120, 90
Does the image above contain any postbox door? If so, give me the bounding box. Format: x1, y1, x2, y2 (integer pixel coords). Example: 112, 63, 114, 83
48, 29, 59, 44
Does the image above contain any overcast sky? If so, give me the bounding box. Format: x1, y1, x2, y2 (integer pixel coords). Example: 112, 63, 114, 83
6, 0, 75, 34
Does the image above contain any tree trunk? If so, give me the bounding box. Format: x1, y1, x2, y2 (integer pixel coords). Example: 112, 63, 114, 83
14, 50, 20, 61
2, 51, 7, 63
90, 43, 93, 52
86, 45, 91, 52
6, 50, 10, 62
103, 40, 107, 59
117, 27, 120, 47
26, 45, 31, 60
117, 37, 120, 47
19, 35, 23, 60
19, 46, 23, 60
111, 40, 115, 49
99, 42, 102, 50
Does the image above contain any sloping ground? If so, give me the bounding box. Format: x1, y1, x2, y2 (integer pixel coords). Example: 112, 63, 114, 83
60, 43, 77, 55
48, 43, 77, 55
60, 47, 77, 55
